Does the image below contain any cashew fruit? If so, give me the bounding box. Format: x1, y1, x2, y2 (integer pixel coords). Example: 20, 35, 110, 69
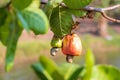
50, 35, 62, 48
62, 33, 82, 56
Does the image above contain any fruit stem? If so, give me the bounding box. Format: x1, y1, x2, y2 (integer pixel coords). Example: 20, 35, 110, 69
50, 48, 59, 56
66, 55, 74, 63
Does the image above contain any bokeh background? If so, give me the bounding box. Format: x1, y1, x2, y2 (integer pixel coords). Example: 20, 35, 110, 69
0, 0, 120, 80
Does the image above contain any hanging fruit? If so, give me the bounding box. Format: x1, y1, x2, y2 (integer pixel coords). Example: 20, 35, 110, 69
62, 33, 82, 63
50, 35, 62, 56
51, 35, 62, 48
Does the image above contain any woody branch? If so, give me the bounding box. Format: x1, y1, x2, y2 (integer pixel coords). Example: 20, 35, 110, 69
41, 1, 120, 23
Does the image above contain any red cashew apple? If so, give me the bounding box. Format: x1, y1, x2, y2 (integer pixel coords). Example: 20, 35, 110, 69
62, 33, 82, 63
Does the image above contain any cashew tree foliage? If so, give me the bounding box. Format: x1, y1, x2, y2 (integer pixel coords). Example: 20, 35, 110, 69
0, 2, 120, 80
0, 0, 92, 71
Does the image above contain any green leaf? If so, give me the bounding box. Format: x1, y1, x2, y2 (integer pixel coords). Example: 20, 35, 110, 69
16, 10, 29, 31
63, 0, 92, 9
69, 10, 86, 17
32, 63, 53, 80
59, 63, 84, 80
27, 0, 40, 9
62, 8, 87, 17
12, 0, 33, 10
5, 24, 22, 72
68, 66, 84, 80
50, 6, 73, 37
0, 8, 7, 26
90, 65, 120, 80
0, 14, 11, 45
43, 2, 54, 20
83, 48, 95, 80
5, 13, 23, 72
21, 9, 49, 35
50, 0, 63, 7
43, 0, 63, 20
86, 48, 95, 69
39, 56, 64, 80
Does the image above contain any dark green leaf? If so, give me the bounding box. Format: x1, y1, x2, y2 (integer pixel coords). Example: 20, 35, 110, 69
32, 63, 53, 80
5, 13, 23, 72
50, 7, 73, 37
39, 56, 64, 80
0, 14, 11, 45
90, 65, 120, 80
0, 8, 7, 26
21, 9, 49, 35
43, 2, 54, 20
43, 0, 63, 20
63, 0, 92, 9
12, 0, 33, 10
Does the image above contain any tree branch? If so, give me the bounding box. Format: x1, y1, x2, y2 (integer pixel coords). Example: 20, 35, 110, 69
100, 12, 120, 23
83, 5, 120, 23
102, 4, 120, 11
40, 1, 120, 23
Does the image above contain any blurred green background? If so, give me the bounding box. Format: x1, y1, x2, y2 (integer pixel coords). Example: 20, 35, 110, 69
0, 27, 120, 80
0, 0, 120, 80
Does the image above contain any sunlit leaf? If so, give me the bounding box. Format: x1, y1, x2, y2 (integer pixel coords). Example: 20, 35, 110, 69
83, 48, 95, 80
59, 63, 84, 80
5, 24, 22, 72
50, 0, 63, 7
61, 8, 87, 17
5, 13, 23, 72
0, 14, 11, 45
39, 56, 64, 80
32, 63, 53, 80
68, 10, 86, 17
63, 0, 92, 9
28, 0, 40, 9
21, 9, 49, 35
12, 0, 33, 10
68, 66, 84, 80
16, 10, 29, 31
90, 65, 120, 80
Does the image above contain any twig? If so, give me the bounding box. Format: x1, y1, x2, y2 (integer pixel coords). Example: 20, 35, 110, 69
100, 12, 120, 23
40, 1, 120, 23
83, 6, 120, 23
102, 4, 120, 11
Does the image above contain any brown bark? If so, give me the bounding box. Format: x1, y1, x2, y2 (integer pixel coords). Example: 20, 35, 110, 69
98, 16, 108, 37
97, 16, 112, 40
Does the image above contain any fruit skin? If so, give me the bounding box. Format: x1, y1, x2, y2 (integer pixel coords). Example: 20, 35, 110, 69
50, 35, 62, 48
62, 33, 82, 56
